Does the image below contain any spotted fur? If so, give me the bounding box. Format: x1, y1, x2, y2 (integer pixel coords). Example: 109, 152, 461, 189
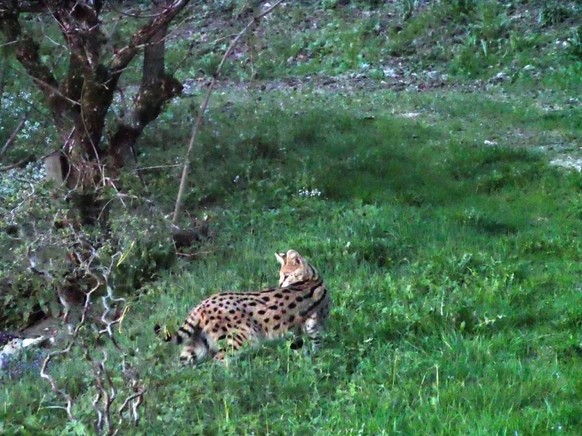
155, 250, 330, 364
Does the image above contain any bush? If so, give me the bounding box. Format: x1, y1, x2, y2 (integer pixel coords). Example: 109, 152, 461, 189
538, 3, 572, 27
0, 163, 177, 330
0, 163, 62, 327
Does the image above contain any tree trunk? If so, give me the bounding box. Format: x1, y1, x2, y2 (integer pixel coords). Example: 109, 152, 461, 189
0, 0, 190, 223
109, 0, 182, 169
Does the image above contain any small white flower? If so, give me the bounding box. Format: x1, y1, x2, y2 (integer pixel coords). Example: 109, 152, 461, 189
297, 187, 322, 198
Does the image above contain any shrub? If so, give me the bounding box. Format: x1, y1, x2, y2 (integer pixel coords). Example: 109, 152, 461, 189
538, 3, 572, 27
0, 163, 177, 330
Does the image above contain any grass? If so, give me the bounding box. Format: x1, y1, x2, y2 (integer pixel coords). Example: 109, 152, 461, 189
2, 84, 582, 433
2, 1, 582, 434
163, 0, 582, 87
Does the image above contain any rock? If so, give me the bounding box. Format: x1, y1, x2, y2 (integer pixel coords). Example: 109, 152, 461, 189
0, 336, 49, 358
0, 335, 50, 380
490, 72, 510, 84
550, 157, 582, 172
0, 332, 19, 347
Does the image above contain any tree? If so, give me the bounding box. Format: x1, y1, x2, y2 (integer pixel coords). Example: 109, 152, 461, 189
0, 0, 189, 222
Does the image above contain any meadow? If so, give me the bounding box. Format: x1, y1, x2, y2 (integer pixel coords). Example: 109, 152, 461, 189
3, 85, 581, 433
1, 0, 581, 434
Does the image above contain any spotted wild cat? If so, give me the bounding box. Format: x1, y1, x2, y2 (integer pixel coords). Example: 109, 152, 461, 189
155, 250, 330, 364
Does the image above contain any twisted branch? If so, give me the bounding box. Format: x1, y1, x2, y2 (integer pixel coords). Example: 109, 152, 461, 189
30, 221, 145, 433
40, 342, 76, 421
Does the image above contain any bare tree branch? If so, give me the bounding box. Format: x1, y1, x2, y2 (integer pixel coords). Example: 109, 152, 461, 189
25, 219, 145, 432
109, 0, 183, 169
1, 0, 192, 176
0, 111, 28, 158
0, 1, 49, 15
172, 0, 284, 225
110, 0, 190, 75
0, 6, 68, 124
0, 31, 8, 112
40, 342, 76, 421
0, 154, 34, 170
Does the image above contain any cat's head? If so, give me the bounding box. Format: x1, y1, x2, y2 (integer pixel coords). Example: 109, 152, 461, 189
275, 249, 319, 287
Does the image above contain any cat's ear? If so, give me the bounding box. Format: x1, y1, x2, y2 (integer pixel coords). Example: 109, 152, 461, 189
275, 252, 286, 266
286, 250, 302, 265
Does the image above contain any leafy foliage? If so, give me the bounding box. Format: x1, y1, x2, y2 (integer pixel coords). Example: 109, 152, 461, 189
0, 164, 62, 327
0, 163, 177, 329
538, 2, 574, 27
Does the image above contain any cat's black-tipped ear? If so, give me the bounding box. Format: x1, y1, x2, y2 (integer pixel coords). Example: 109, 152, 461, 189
286, 249, 302, 265
275, 252, 286, 266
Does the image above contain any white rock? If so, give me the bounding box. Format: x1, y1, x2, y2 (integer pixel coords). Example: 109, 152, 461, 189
0, 336, 47, 358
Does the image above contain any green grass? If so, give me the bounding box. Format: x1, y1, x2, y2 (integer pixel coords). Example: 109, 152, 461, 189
156, 0, 581, 90
2, 85, 582, 433
2, 1, 582, 433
